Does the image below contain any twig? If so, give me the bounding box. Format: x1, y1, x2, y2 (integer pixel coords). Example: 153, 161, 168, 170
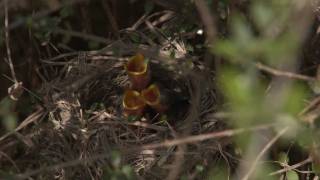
2, 74, 42, 102
167, 74, 201, 180
0, 108, 45, 142
194, 0, 216, 43
128, 14, 147, 30
0, 151, 20, 172
101, 0, 119, 37
149, 11, 174, 27
241, 127, 289, 180
141, 124, 273, 150
299, 96, 320, 116
16, 124, 273, 179
53, 28, 110, 45
218, 143, 231, 180
255, 62, 315, 81
7, 0, 88, 30
4, 0, 17, 83
269, 157, 313, 176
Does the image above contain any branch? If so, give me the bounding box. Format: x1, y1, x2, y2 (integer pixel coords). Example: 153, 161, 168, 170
255, 62, 315, 82
194, 0, 216, 43
4, 0, 17, 83
16, 124, 273, 179
241, 127, 289, 180
269, 157, 313, 176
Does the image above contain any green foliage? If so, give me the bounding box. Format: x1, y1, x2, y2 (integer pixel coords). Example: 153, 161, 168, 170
102, 151, 136, 180
0, 170, 17, 180
31, 16, 61, 42
205, 160, 229, 180
253, 163, 278, 180
212, 0, 314, 178
214, 0, 300, 66
0, 97, 17, 131
286, 170, 300, 180
219, 67, 270, 127
214, 20, 299, 66
282, 83, 309, 115
214, 0, 309, 128
24, 3, 74, 43
275, 152, 299, 180
313, 163, 320, 174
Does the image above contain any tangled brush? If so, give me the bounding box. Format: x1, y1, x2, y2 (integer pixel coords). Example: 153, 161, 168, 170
0, 14, 230, 179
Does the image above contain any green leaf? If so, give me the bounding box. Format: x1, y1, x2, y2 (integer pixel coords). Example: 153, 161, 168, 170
196, 164, 204, 172
231, 16, 253, 47
251, 2, 273, 31
286, 170, 299, 180
3, 114, 17, 131
121, 165, 134, 179
282, 83, 308, 115
206, 160, 228, 180
278, 152, 289, 163
214, 40, 241, 62
111, 151, 121, 168
313, 163, 320, 174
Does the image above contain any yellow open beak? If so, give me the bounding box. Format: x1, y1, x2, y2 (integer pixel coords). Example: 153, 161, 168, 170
141, 84, 167, 113
123, 90, 146, 117
125, 53, 150, 90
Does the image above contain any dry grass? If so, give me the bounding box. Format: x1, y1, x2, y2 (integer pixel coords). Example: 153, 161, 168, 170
0, 18, 228, 179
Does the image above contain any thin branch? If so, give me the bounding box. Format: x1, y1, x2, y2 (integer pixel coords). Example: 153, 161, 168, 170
256, 62, 315, 82
241, 127, 289, 180
167, 75, 201, 180
0, 107, 45, 142
0, 151, 20, 172
7, 0, 88, 30
16, 124, 273, 179
102, 0, 119, 37
269, 157, 313, 176
2, 74, 42, 102
299, 95, 320, 116
4, 0, 17, 83
194, 0, 216, 43
141, 124, 273, 150
53, 28, 110, 45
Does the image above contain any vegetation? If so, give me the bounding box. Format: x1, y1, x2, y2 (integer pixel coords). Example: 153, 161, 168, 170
0, 0, 320, 179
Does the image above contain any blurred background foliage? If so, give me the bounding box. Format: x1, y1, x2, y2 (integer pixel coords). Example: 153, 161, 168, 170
214, 0, 318, 179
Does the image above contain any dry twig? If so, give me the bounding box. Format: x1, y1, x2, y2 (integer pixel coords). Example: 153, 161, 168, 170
256, 62, 315, 82
16, 124, 272, 179
241, 127, 289, 180
194, 0, 216, 43
0, 108, 46, 142
53, 28, 110, 45
4, 0, 17, 83
269, 156, 313, 176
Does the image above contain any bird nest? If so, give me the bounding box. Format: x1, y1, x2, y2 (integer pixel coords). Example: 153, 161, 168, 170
1, 37, 229, 179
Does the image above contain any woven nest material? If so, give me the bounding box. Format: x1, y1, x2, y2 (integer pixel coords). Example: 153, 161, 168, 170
1, 38, 229, 179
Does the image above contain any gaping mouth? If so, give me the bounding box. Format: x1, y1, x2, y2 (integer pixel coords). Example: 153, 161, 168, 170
141, 84, 161, 106
123, 90, 146, 110
125, 53, 148, 76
